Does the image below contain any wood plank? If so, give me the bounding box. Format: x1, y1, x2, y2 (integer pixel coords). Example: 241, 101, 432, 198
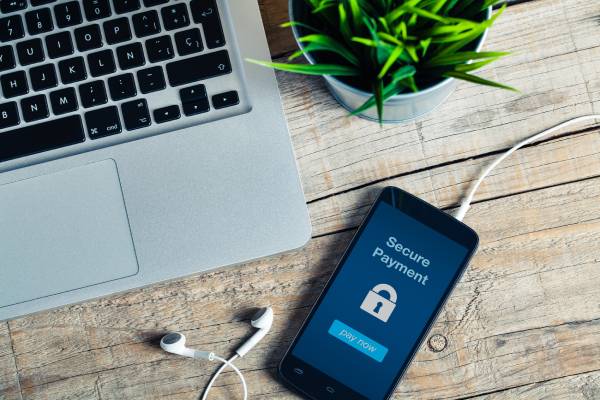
258, 0, 295, 58
7, 174, 600, 399
278, 0, 600, 202
308, 128, 600, 236
0, 322, 22, 400
469, 370, 600, 400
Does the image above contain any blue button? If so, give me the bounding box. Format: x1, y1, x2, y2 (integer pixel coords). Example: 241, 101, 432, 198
328, 319, 388, 362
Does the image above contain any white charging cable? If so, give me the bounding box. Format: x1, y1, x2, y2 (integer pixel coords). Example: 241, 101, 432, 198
454, 114, 600, 222
203, 354, 248, 400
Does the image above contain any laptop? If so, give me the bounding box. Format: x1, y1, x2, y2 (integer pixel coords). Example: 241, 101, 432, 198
0, 0, 311, 320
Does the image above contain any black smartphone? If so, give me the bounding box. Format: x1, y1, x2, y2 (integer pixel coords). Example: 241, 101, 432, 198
279, 186, 479, 400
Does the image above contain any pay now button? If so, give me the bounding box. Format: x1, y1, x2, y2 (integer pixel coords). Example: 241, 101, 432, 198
328, 320, 388, 362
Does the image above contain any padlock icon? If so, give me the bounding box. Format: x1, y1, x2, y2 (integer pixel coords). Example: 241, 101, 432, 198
360, 283, 397, 323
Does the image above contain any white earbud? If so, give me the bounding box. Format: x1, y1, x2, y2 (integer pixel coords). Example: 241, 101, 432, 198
160, 332, 213, 360
235, 306, 273, 357
160, 306, 273, 400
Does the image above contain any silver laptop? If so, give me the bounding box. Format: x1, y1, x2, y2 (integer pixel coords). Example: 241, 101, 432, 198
0, 0, 311, 320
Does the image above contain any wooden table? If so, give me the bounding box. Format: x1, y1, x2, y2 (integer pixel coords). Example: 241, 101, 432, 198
2, 0, 600, 399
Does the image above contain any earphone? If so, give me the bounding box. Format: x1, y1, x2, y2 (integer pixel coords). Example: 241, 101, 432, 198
160, 306, 273, 400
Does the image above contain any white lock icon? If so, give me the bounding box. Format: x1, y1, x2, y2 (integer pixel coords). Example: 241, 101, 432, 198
360, 283, 397, 323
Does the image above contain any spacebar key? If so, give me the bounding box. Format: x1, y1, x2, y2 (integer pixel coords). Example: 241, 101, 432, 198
0, 115, 85, 163
166, 50, 232, 86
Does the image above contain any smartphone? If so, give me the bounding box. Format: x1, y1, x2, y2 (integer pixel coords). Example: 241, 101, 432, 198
279, 186, 479, 400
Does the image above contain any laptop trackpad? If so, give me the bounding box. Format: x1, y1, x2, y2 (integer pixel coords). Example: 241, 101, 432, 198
0, 159, 139, 308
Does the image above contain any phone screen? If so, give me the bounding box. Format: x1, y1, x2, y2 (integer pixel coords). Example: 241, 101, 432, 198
280, 187, 478, 400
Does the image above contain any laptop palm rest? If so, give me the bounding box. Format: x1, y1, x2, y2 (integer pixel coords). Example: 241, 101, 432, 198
0, 159, 139, 308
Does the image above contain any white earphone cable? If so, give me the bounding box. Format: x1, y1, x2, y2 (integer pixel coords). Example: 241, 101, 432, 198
454, 114, 600, 221
202, 354, 247, 400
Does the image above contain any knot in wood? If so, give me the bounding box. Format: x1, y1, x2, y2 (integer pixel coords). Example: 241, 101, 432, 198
428, 334, 447, 352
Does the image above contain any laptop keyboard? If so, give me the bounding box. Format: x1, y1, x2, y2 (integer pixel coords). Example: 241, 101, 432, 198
0, 0, 248, 164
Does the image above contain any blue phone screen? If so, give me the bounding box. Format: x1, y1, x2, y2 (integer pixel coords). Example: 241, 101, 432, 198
291, 201, 470, 399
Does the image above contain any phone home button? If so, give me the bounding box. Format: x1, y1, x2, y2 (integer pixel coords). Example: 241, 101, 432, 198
293, 367, 304, 375
325, 386, 335, 394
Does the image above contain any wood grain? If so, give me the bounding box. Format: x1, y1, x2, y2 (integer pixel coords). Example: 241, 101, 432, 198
0, 323, 21, 400
5, 172, 600, 399
470, 370, 600, 400
308, 128, 600, 236
2, 0, 600, 399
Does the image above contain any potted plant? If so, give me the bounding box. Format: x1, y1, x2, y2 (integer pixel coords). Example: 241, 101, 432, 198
249, 0, 516, 123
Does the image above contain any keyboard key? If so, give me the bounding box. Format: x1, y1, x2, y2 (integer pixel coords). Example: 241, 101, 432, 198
85, 105, 121, 139
88, 49, 116, 77
108, 73, 136, 101
54, 1, 83, 28
161, 3, 189, 31
50, 87, 78, 114
180, 84, 208, 116
132, 10, 160, 38
182, 99, 209, 116
175, 28, 203, 56
145, 35, 174, 63
0, 101, 19, 129
58, 56, 87, 84
0, 115, 84, 163
79, 80, 107, 108
0, 0, 26, 13
83, 0, 112, 21
1, 70, 28, 98
112, 0, 139, 14
137, 66, 165, 94
166, 50, 231, 87
45, 31, 74, 59
0, 46, 16, 73
212, 90, 239, 109
103, 17, 131, 44
16, 38, 45, 66
122, 98, 150, 130
30, 0, 57, 6
20, 94, 49, 122
116, 42, 145, 69
25, 8, 53, 35
143, 0, 167, 7
29, 64, 58, 91
0, 16, 24, 43
75, 24, 103, 52
190, 0, 225, 49
179, 83, 205, 102
153, 104, 179, 123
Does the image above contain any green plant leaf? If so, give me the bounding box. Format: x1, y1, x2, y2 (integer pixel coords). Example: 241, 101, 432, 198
375, 78, 384, 123
246, 59, 360, 76
427, 50, 509, 66
298, 34, 360, 65
280, 20, 318, 32
347, 0, 362, 27
391, 65, 417, 82
402, 5, 451, 23
432, 4, 505, 57
312, 0, 336, 14
443, 70, 517, 91
351, 36, 380, 47
453, 57, 498, 72
338, 3, 353, 42
377, 45, 405, 78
